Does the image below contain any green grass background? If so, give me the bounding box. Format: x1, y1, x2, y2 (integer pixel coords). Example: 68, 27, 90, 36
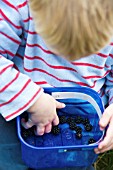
94, 150, 113, 170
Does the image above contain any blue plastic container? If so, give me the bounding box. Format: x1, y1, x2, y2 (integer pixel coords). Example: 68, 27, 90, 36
17, 87, 105, 169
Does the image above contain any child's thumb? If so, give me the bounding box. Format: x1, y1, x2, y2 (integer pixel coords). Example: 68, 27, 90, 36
55, 101, 65, 109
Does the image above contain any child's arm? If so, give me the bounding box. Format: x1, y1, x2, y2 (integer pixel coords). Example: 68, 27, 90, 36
95, 103, 113, 154
21, 93, 65, 135
95, 58, 113, 153
0, 1, 43, 121
0, 1, 47, 123
0, 1, 65, 134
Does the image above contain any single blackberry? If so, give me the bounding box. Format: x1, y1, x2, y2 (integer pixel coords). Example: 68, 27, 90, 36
75, 132, 82, 139
28, 127, 34, 136
22, 129, 29, 138
75, 116, 82, 124
82, 118, 90, 125
66, 117, 75, 124
22, 127, 34, 138
69, 122, 77, 130
75, 126, 82, 133
85, 123, 93, 132
88, 138, 96, 144
59, 115, 67, 124
52, 125, 60, 135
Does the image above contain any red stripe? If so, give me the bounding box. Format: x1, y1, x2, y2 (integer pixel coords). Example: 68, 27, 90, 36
109, 96, 113, 103
14, 64, 19, 71
24, 29, 37, 34
16, 53, 23, 59
5, 50, 15, 57
1, 64, 13, 74
107, 79, 113, 83
0, 31, 20, 44
100, 90, 105, 97
5, 88, 42, 120
25, 55, 77, 71
24, 67, 96, 87
72, 62, 105, 69
97, 53, 108, 58
0, 50, 6, 54
82, 70, 110, 79
17, 1, 27, 8
23, 17, 32, 22
105, 64, 110, 68
35, 81, 54, 87
35, 81, 47, 85
26, 44, 53, 54
106, 89, 110, 94
0, 79, 31, 107
110, 42, 113, 46
2, 0, 18, 11
0, 72, 20, 92
109, 54, 113, 58
0, 9, 22, 29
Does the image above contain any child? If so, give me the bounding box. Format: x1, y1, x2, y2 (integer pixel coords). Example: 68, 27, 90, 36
0, 0, 113, 169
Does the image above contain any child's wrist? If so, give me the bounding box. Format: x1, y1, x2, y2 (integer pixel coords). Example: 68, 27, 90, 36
27, 92, 44, 113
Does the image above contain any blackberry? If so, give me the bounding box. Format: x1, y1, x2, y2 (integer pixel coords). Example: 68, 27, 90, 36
51, 125, 60, 135
69, 122, 77, 130
22, 127, 34, 138
75, 126, 82, 133
88, 138, 96, 144
22, 129, 29, 138
82, 118, 90, 125
85, 123, 93, 132
28, 127, 34, 136
75, 132, 82, 139
59, 115, 67, 124
66, 117, 75, 124
75, 116, 82, 124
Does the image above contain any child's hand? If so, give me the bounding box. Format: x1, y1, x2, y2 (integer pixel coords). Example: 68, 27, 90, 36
94, 103, 113, 154
21, 92, 65, 135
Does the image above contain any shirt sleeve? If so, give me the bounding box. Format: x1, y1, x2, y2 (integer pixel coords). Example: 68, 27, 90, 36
105, 55, 113, 105
0, 1, 43, 121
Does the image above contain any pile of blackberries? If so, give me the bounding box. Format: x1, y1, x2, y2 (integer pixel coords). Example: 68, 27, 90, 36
51, 115, 95, 144
22, 114, 96, 145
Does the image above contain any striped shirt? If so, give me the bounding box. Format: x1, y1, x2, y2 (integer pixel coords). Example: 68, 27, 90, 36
0, 0, 113, 121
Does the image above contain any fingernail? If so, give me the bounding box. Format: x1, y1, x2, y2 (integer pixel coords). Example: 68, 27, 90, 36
100, 127, 104, 131
99, 146, 102, 150
46, 130, 51, 133
62, 103, 66, 107
96, 151, 100, 154
38, 132, 44, 136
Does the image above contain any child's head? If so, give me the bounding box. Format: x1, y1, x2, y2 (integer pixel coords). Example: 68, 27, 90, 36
29, 0, 113, 60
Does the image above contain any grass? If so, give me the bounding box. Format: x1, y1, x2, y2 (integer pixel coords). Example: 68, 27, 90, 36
94, 150, 113, 170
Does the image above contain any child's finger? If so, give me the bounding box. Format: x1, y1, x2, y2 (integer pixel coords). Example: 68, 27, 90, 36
55, 101, 65, 109
95, 143, 113, 154
21, 118, 34, 129
53, 114, 59, 126
45, 123, 52, 133
36, 124, 45, 136
99, 104, 113, 130
98, 117, 113, 148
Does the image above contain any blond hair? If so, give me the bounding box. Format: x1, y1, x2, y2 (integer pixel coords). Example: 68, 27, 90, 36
29, 0, 113, 60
